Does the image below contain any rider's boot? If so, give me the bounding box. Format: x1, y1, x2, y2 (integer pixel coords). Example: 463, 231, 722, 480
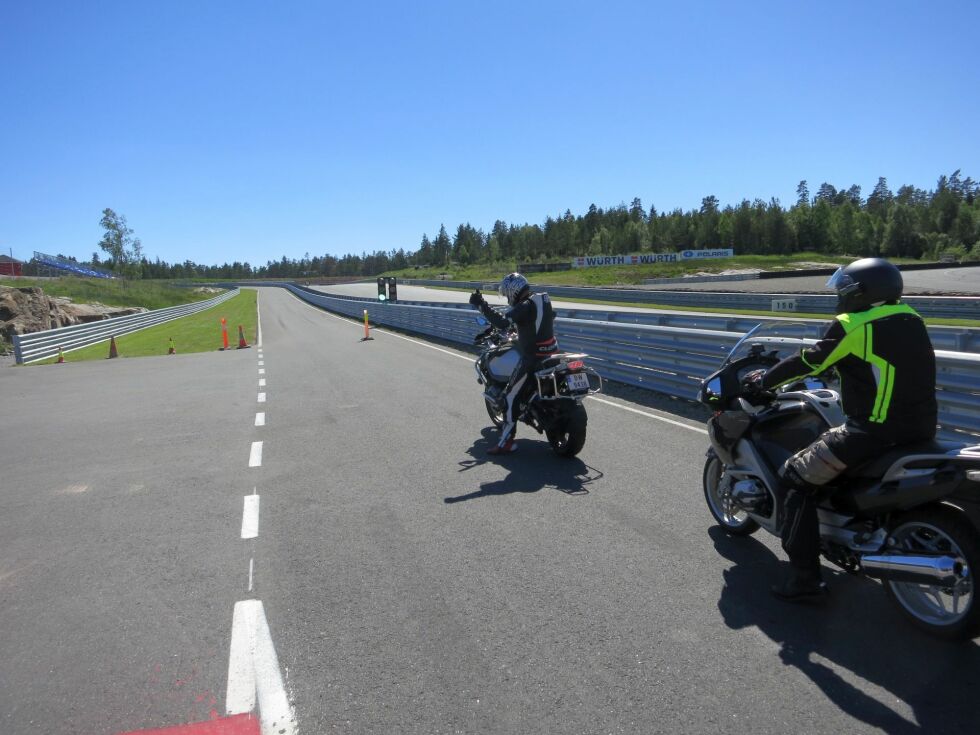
487, 421, 517, 455
771, 567, 828, 601
772, 465, 828, 601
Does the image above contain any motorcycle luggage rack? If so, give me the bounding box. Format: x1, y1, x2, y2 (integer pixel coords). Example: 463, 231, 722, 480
534, 363, 602, 400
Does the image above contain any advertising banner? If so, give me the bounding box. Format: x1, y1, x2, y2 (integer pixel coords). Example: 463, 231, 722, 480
571, 249, 734, 268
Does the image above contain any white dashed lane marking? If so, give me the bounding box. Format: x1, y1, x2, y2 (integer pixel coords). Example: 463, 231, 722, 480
257, 393, 266, 403
226, 600, 296, 733
255, 412, 265, 427
248, 441, 263, 467
241, 495, 260, 539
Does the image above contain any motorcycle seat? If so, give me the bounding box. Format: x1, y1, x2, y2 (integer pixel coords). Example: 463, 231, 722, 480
845, 439, 962, 478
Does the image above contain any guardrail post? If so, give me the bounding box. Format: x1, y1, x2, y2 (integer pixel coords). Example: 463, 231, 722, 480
13, 333, 23, 365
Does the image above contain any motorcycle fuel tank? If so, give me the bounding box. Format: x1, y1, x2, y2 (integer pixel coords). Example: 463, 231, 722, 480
487, 348, 521, 382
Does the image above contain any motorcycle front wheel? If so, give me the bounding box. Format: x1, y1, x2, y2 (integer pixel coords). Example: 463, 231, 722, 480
485, 398, 504, 427
883, 506, 980, 640
546, 402, 587, 457
702, 454, 759, 536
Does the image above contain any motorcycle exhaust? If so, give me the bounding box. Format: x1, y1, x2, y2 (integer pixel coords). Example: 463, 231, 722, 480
860, 554, 968, 586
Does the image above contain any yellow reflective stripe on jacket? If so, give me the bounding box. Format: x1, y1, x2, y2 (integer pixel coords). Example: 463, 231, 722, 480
798, 303, 919, 423
836, 302, 920, 334
863, 321, 895, 423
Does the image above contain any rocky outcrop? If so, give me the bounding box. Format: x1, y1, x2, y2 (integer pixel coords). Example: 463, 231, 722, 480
0, 285, 146, 341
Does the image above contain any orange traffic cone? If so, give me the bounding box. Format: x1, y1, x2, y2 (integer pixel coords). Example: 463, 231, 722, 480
56, 346, 65, 364
361, 309, 373, 341
168, 337, 176, 355
108, 335, 118, 359
237, 324, 250, 349
220, 317, 229, 350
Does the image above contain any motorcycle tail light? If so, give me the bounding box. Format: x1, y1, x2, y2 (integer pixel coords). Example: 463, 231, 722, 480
967, 470, 980, 482
567, 360, 584, 370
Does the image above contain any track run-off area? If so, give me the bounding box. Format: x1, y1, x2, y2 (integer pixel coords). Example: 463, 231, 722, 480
1, 286, 978, 734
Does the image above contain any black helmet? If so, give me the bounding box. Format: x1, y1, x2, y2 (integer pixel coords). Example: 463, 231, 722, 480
826, 257, 903, 313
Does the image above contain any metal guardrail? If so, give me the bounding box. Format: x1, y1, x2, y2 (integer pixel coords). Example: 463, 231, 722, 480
294, 283, 980, 353
400, 278, 980, 320
13, 288, 240, 364
280, 284, 980, 441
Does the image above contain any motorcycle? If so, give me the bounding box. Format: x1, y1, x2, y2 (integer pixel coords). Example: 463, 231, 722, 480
473, 317, 602, 456
698, 322, 980, 639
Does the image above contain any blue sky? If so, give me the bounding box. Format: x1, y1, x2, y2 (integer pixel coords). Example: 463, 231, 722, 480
2, 1, 978, 268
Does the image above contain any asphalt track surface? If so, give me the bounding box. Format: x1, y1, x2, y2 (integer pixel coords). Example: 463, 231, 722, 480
2, 286, 979, 734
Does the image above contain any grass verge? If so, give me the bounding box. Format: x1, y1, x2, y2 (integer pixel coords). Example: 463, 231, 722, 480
32, 289, 258, 364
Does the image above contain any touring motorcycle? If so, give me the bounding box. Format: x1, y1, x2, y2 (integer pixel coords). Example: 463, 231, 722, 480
473, 317, 601, 456
698, 322, 980, 639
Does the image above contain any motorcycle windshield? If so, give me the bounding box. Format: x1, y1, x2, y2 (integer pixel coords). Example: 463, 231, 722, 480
723, 321, 812, 368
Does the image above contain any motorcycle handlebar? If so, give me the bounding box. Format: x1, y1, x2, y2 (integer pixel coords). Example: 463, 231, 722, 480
474, 326, 516, 345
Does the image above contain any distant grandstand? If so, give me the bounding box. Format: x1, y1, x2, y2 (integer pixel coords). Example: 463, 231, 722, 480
33, 251, 115, 278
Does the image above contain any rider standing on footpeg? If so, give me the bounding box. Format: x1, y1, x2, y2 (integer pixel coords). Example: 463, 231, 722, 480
469, 273, 558, 455
742, 257, 938, 601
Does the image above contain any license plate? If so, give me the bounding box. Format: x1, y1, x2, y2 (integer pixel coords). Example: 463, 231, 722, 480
566, 372, 589, 391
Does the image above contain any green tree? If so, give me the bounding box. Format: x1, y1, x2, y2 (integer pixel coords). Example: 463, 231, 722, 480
952, 206, 978, 248
815, 182, 837, 203
629, 197, 646, 222
866, 177, 893, 221
796, 180, 810, 208
98, 208, 143, 278
764, 199, 792, 254
809, 199, 833, 252
883, 204, 924, 257
696, 195, 720, 247
432, 225, 452, 267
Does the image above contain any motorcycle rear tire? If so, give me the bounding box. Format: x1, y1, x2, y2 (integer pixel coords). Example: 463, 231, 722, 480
546, 403, 587, 457
883, 506, 980, 641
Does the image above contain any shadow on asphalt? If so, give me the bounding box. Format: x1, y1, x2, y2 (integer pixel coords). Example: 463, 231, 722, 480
710, 525, 980, 734
445, 428, 603, 503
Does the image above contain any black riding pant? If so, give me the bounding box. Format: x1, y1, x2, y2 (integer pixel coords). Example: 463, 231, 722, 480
780, 419, 935, 573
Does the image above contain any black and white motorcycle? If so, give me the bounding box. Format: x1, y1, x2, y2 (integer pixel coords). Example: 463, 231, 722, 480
699, 322, 980, 639
473, 317, 602, 457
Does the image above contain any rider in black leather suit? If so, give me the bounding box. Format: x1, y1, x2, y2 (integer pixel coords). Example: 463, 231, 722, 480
470, 272, 558, 454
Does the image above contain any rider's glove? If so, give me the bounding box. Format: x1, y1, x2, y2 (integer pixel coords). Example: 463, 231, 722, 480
741, 368, 767, 393
469, 289, 485, 307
